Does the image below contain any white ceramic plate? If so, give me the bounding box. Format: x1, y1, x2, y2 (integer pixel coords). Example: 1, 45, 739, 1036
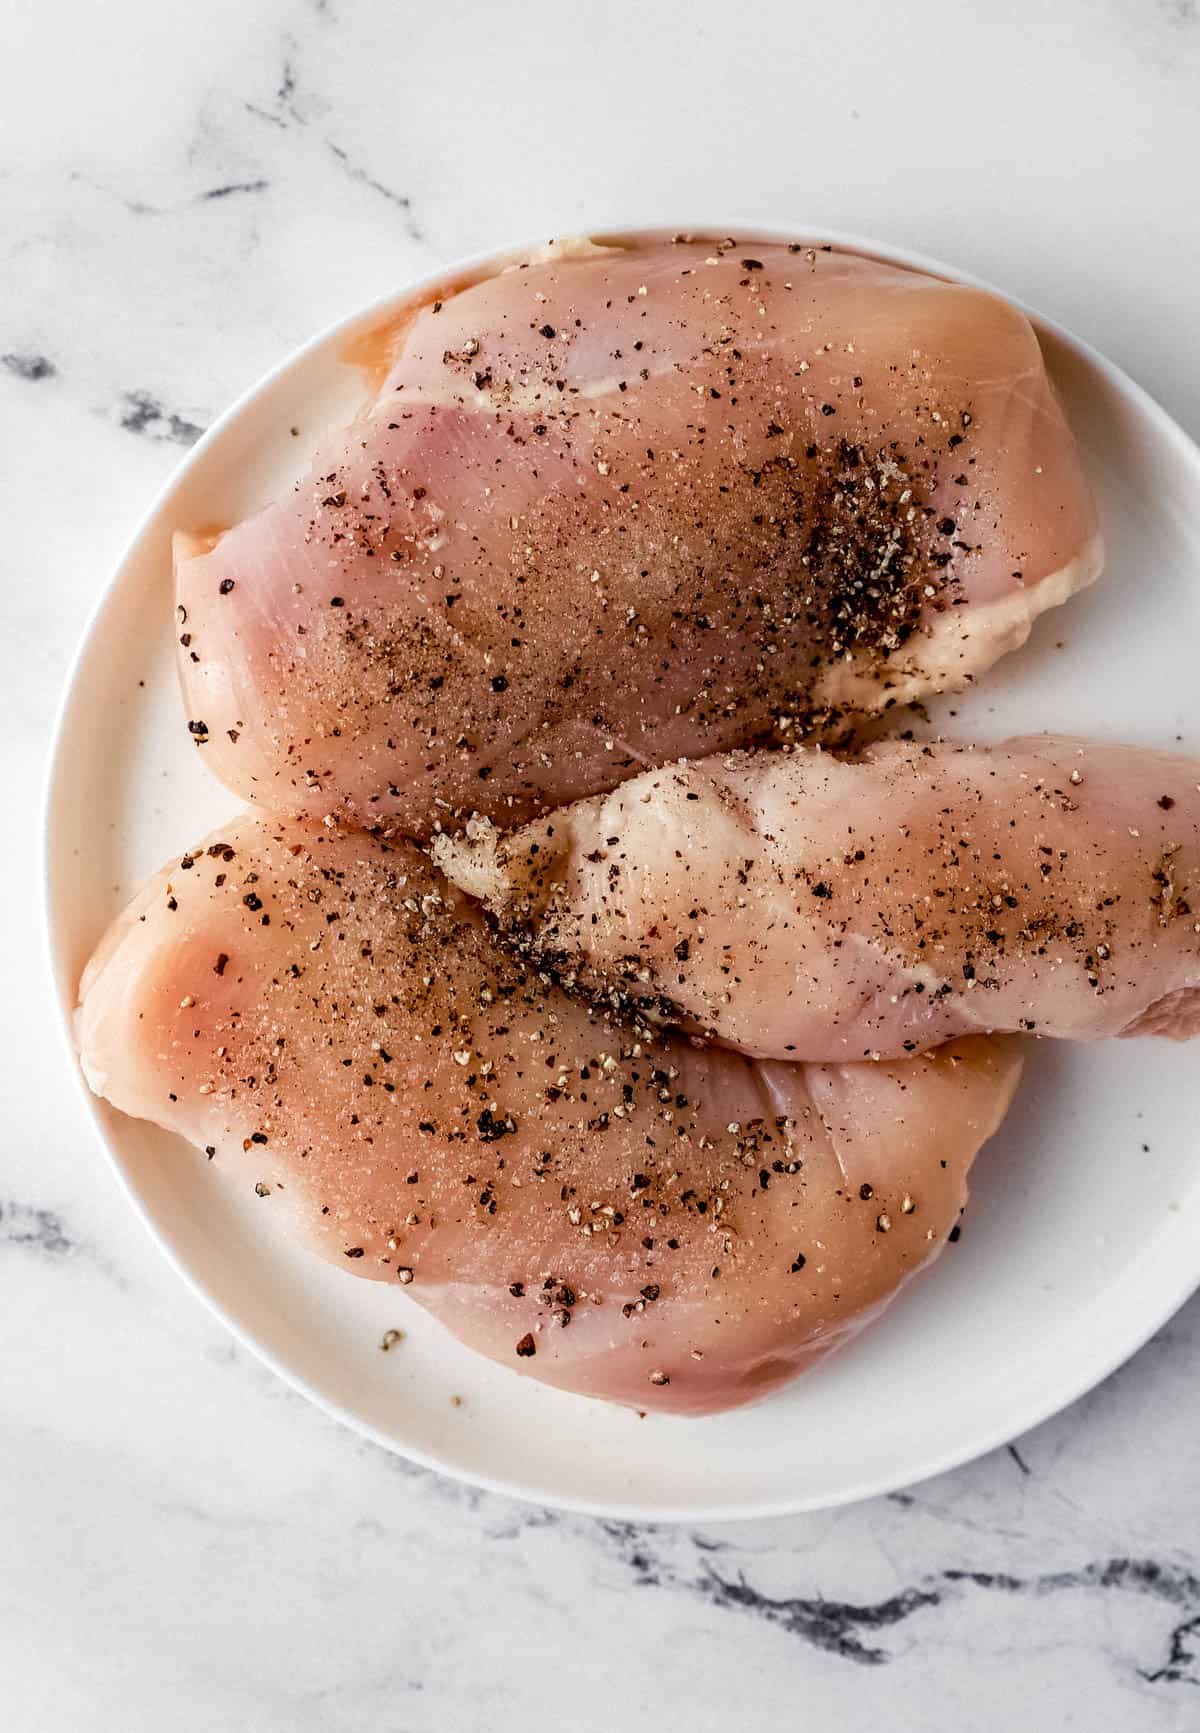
45, 227, 1200, 1520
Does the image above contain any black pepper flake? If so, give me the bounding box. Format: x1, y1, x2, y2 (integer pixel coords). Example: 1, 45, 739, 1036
509, 1281, 525, 1298
539, 323, 556, 338
476, 1107, 517, 1142
344, 1247, 365, 1259
491, 675, 509, 693
1158, 795, 1176, 811
213, 952, 229, 976
790, 1253, 807, 1272
243, 892, 263, 912
218, 578, 235, 595
859, 1183, 874, 1200
250, 1131, 268, 1145
515, 1333, 537, 1357
329, 595, 345, 608
948, 1225, 962, 1243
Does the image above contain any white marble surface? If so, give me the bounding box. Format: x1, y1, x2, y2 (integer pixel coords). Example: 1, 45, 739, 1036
3, 1, 1200, 1726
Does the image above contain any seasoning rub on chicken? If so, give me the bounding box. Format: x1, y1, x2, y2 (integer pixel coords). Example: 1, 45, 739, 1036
437, 737, 1200, 1061
176, 235, 1100, 837
76, 815, 1021, 1414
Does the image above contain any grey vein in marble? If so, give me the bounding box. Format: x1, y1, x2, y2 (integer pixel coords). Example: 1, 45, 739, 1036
338, 1417, 1200, 1693
197, 179, 271, 202
243, 43, 305, 129
3, 351, 57, 381
116, 390, 205, 446
71, 169, 271, 220
1006, 1442, 1032, 1475
1147, 1611, 1200, 1687
0, 1199, 75, 1257
238, 34, 426, 242
579, 1519, 1200, 1680
323, 141, 424, 241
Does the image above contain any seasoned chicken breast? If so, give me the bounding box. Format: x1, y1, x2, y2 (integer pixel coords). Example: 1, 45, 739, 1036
76, 815, 1021, 1414
437, 737, 1200, 1061
175, 235, 1100, 836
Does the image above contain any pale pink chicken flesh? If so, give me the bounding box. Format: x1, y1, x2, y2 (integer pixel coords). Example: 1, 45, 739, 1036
437, 736, 1200, 1062
175, 235, 1101, 837
76, 816, 1021, 1414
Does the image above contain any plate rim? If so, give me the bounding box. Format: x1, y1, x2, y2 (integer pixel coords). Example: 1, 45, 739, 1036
42, 219, 1200, 1522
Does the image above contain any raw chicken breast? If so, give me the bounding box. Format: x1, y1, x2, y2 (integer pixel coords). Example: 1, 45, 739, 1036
437, 737, 1200, 1062
76, 815, 1021, 1415
176, 235, 1100, 836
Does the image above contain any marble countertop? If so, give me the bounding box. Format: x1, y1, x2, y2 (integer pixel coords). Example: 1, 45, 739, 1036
3, 1, 1199, 1726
